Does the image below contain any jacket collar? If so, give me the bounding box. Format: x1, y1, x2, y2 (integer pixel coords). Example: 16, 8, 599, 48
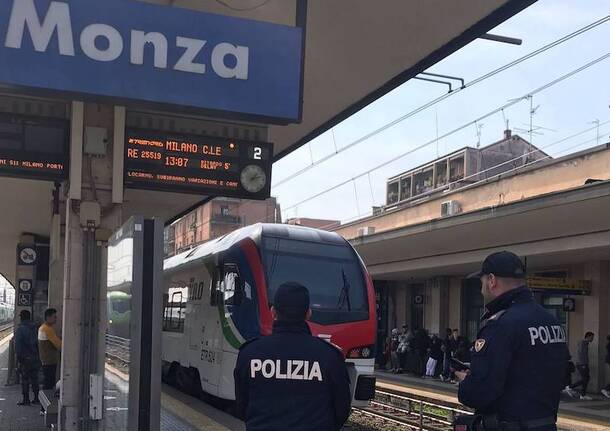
272, 320, 312, 335
483, 285, 532, 319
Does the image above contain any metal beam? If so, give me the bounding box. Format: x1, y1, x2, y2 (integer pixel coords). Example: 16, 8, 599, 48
480, 33, 523, 45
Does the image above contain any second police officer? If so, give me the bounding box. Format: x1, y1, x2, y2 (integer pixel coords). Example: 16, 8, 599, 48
454, 251, 569, 431
234, 281, 352, 431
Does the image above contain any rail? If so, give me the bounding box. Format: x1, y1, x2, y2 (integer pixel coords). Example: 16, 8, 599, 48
0, 322, 13, 334
105, 333, 130, 364
352, 389, 471, 431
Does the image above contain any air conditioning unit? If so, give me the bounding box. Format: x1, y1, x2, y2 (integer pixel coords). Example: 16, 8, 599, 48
441, 200, 461, 217
357, 226, 376, 236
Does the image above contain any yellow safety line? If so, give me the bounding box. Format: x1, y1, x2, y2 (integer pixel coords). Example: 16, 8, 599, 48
104, 363, 231, 431
161, 392, 231, 431
377, 379, 610, 431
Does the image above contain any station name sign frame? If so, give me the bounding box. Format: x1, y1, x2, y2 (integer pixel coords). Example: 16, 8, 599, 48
0, 0, 303, 124
124, 128, 273, 200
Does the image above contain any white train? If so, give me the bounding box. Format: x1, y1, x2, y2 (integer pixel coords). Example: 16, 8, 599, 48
161, 224, 377, 406
0, 281, 15, 326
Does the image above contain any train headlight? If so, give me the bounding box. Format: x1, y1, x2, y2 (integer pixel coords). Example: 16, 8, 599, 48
347, 345, 375, 359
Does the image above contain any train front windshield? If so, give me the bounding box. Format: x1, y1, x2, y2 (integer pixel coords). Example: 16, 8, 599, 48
262, 237, 369, 325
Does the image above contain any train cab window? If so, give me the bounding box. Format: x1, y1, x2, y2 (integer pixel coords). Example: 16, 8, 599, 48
262, 237, 369, 325
163, 290, 186, 333
210, 268, 221, 306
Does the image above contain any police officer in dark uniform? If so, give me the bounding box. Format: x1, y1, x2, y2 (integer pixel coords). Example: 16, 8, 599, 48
455, 251, 569, 431
234, 282, 351, 431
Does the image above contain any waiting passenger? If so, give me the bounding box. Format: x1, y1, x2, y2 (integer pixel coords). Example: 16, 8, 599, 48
14, 309, 40, 405
569, 332, 594, 401
562, 354, 577, 397
426, 335, 443, 378
234, 282, 351, 431
38, 308, 62, 390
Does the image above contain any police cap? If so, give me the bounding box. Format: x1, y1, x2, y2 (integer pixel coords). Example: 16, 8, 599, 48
274, 282, 310, 320
468, 251, 526, 279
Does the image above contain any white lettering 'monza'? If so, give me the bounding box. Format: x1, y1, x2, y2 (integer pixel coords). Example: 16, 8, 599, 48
4, 0, 250, 80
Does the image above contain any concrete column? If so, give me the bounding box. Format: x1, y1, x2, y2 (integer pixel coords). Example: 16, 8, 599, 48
59, 201, 84, 430
448, 277, 462, 331
582, 261, 610, 392
49, 213, 64, 329
425, 277, 449, 336
396, 282, 407, 328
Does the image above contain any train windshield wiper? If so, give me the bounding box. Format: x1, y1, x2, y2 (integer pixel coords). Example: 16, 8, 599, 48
336, 269, 352, 311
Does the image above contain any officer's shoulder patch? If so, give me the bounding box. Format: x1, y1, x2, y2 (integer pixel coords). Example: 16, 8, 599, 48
239, 337, 259, 351
474, 339, 486, 353
488, 309, 508, 321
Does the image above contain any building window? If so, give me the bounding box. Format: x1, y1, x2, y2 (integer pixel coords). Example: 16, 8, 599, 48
387, 181, 399, 204
450, 157, 465, 182
399, 177, 411, 201
462, 278, 484, 342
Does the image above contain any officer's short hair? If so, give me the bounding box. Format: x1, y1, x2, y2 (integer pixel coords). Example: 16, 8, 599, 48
20, 309, 31, 321
44, 308, 57, 319
584, 331, 594, 339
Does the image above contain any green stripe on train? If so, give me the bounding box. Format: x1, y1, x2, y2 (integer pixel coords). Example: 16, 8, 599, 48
218, 301, 242, 350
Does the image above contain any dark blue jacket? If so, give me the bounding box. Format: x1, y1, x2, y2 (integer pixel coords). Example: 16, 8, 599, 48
234, 320, 352, 431
15, 320, 40, 367
458, 287, 568, 430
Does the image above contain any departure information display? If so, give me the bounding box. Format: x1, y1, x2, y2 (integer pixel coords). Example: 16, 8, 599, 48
0, 114, 69, 181
124, 129, 273, 199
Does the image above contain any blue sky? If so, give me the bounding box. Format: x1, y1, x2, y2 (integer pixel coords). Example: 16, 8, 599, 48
271, 0, 610, 224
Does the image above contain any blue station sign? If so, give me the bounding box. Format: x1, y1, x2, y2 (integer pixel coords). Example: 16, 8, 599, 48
0, 0, 303, 123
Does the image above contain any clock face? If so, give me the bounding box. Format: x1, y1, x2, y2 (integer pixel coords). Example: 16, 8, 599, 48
19, 280, 32, 292
240, 165, 267, 194
19, 247, 37, 265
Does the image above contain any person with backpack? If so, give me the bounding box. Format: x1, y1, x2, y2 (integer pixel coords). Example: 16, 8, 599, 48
14, 309, 41, 405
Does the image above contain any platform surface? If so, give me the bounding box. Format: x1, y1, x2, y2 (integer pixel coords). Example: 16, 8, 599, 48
0, 333, 243, 431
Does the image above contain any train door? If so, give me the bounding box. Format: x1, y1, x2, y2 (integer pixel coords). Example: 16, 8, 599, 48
191, 268, 222, 395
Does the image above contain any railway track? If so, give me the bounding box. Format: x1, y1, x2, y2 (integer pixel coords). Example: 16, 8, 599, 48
351, 389, 471, 431
105, 334, 130, 366
0, 322, 13, 338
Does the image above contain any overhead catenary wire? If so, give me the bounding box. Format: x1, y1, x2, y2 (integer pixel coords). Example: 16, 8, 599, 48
171, 52, 610, 247
272, 14, 610, 188
311, 127, 610, 232
275, 52, 610, 215
171, 120, 610, 247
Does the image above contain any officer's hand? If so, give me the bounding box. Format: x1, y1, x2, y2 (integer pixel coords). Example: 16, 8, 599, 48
454, 371, 469, 382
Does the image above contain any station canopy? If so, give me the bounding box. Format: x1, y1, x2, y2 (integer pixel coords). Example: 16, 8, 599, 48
0, 0, 534, 281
